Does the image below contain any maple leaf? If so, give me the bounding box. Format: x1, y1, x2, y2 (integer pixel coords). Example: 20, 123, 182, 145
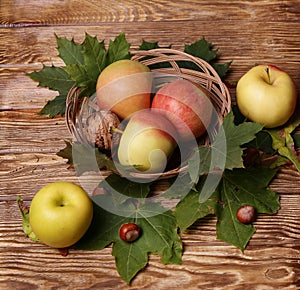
174, 167, 279, 251
82, 33, 106, 79
56, 141, 116, 175
184, 38, 218, 62
184, 37, 231, 78
74, 195, 182, 284
30, 33, 131, 117
99, 173, 152, 205
188, 111, 263, 188
55, 34, 84, 65
174, 177, 218, 230
216, 168, 280, 251
139, 39, 171, 50
29, 65, 75, 116
105, 32, 131, 65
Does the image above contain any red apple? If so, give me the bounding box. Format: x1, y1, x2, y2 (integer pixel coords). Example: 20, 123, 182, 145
151, 79, 213, 141
96, 59, 153, 119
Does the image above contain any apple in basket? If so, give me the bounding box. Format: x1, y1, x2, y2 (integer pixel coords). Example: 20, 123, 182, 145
236, 64, 297, 128
96, 59, 153, 119
117, 109, 178, 173
29, 182, 93, 248
151, 79, 213, 141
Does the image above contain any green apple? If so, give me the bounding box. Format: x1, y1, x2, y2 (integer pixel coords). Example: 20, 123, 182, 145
117, 110, 178, 173
29, 182, 93, 248
96, 59, 153, 119
236, 64, 297, 128
151, 79, 213, 141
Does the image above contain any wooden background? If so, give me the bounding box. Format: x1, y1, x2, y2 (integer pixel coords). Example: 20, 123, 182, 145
1, 0, 300, 289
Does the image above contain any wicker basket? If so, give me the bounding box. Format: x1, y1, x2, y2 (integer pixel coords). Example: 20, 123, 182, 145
66, 48, 231, 180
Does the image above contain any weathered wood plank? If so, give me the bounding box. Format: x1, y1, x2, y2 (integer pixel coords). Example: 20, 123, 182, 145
0, 197, 298, 289
1, 20, 300, 67
1, 0, 299, 26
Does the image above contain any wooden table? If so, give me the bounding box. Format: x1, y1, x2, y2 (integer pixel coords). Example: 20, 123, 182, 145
1, 1, 300, 289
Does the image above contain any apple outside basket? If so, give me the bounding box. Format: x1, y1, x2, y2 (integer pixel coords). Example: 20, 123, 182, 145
65, 48, 231, 180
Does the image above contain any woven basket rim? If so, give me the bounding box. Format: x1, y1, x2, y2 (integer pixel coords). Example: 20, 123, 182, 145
65, 48, 232, 180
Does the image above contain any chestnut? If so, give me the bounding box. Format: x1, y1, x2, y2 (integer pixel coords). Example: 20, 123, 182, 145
119, 223, 141, 243
236, 205, 256, 224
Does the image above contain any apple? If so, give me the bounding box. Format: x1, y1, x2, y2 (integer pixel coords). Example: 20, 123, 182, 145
236, 64, 297, 128
29, 182, 93, 248
96, 59, 153, 119
116, 109, 178, 173
151, 79, 213, 141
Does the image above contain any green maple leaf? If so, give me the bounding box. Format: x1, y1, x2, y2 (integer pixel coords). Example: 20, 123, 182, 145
56, 34, 84, 65
99, 173, 151, 205
105, 32, 131, 65
212, 62, 232, 79
216, 168, 280, 251
56, 140, 74, 164
219, 112, 264, 169
113, 202, 182, 284
188, 111, 263, 187
29, 65, 75, 116
82, 33, 107, 80
30, 32, 131, 117
138, 37, 231, 78
62, 33, 107, 96
74, 195, 182, 284
39, 94, 69, 117
139, 39, 171, 50
174, 168, 279, 251
56, 141, 116, 174
184, 38, 217, 62
29, 65, 74, 93
183, 37, 231, 78
63, 32, 132, 96
63, 64, 94, 88
174, 177, 218, 231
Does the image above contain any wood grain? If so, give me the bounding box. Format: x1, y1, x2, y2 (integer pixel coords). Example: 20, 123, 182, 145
1, 0, 300, 289
0, 0, 299, 26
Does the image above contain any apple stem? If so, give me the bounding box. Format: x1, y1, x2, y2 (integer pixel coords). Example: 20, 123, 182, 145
112, 127, 124, 135
265, 66, 271, 84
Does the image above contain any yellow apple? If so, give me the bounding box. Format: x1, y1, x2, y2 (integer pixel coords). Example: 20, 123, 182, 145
96, 59, 153, 119
29, 182, 93, 248
117, 110, 178, 173
236, 64, 297, 128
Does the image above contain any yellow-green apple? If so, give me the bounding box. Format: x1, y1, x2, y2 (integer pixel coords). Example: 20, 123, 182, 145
151, 79, 213, 141
29, 182, 93, 248
236, 64, 298, 128
96, 59, 153, 119
117, 109, 178, 173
